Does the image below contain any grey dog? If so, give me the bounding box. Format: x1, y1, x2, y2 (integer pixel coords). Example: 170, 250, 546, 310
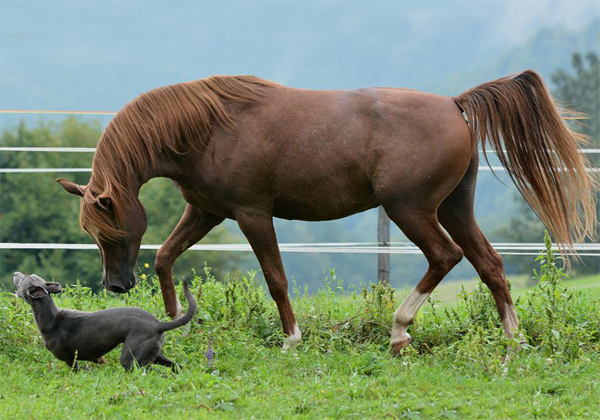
13, 272, 196, 371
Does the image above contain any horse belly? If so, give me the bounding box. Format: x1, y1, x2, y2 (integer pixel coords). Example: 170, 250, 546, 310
272, 178, 379, 221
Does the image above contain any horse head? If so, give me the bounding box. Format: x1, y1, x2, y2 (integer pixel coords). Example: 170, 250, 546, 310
57, 178, 147, 293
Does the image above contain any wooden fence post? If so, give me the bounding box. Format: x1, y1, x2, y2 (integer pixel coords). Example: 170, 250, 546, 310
377, 206, 390, 284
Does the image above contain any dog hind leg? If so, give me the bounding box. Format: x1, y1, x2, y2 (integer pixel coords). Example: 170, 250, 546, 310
154, 353, 181, 372
120, 336, 161, 371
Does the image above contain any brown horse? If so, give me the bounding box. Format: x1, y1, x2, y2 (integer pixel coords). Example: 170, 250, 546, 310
58, 71, 597, 352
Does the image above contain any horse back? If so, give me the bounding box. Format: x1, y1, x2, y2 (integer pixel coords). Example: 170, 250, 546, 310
186, 86, 473, 220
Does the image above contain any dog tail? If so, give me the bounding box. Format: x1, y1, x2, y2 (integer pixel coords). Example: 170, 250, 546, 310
157, 276, 197, 333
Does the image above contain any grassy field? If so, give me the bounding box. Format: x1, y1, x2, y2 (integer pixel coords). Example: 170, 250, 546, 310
1, 253, 599, 419
432, 273, 600, 303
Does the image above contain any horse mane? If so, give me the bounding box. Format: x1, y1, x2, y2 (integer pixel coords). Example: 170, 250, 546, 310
81, 75, 279, 239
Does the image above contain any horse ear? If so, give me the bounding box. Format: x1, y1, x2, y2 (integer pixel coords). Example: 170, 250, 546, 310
56, 178, 85, 197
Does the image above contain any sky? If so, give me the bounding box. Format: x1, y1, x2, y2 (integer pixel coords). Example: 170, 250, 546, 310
1, 0, 599, 112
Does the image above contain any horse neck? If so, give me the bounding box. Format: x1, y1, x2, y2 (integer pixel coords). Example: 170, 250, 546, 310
149, 158, 189, 184
92, 138, 194, 196
138, 148, 199, 190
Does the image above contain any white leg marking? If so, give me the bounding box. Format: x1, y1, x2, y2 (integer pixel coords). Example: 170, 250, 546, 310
283, 323, 302, 350
501, 302, 521, 339
391, 289, 429, 350
171, 298, 185, 320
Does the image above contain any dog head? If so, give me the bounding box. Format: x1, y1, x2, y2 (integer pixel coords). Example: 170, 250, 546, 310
13, 272, 63, 304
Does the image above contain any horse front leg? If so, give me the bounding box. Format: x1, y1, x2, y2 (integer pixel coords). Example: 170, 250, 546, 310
155, 205, 224, 319
235, 210, 300, 349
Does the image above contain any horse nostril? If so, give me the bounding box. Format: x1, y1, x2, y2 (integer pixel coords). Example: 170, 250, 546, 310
107, 284, 126, 294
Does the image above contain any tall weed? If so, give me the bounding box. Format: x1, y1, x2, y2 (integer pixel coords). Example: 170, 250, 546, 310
519, 231, 600, 359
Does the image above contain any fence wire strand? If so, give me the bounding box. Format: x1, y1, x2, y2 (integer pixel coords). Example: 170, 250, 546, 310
1, 242, 599, 256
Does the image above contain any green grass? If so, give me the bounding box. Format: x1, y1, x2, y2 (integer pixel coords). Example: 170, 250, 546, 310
433, 273, 600, 303
1, 248, 599, 419
2, 346, 599, 419
557, 274, 600, 297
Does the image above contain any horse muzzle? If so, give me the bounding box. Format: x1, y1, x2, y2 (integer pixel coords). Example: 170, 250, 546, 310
103, 271, 136, 293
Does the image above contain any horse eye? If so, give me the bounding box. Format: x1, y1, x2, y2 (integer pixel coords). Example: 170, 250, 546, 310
97, 199, 113, 211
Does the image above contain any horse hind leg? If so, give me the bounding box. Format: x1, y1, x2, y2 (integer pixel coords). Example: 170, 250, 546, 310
384, 205, 464, 354
437, 159, 521, 340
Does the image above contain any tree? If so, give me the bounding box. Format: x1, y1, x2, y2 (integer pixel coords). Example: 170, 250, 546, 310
0, 118, 243, 291
552, 52, 599, 146
0, 119, 101, 289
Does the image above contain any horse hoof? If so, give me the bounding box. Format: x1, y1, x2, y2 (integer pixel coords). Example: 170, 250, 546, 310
390, 333, 413, 355
282, 323, 302, 351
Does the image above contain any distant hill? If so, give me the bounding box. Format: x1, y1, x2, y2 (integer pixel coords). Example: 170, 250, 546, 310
1, 3, 597, 108
438, 18, 600, 94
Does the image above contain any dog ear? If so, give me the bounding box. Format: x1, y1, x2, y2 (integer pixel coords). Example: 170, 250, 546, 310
27, 285, 48, 299
56, 178, 86, 197
45, 282, 63, 294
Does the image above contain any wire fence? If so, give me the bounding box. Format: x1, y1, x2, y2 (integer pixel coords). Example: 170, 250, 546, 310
2, 146, 599, 154
2, 108, 599, 256
1, 145, 598, 174
2, 166, 599, 174
1, 242, 599, 256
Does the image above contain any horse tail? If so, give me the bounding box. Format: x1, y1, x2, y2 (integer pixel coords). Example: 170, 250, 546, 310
454, 69, 598, 257
157, 277, 197, 333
